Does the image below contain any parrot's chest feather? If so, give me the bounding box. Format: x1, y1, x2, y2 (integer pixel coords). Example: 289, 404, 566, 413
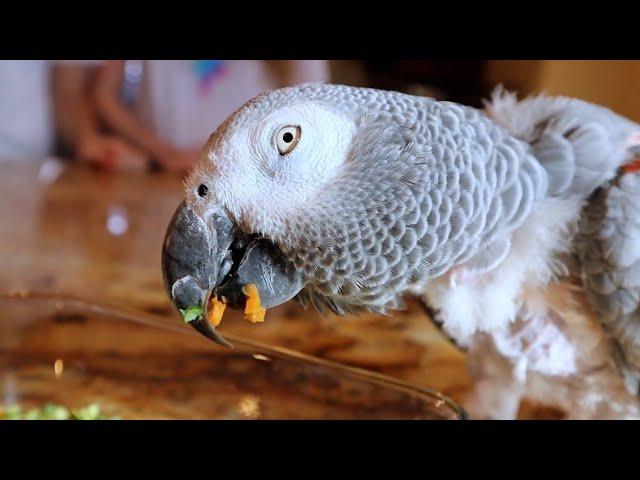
423, 195, 583, 347
490, 308, 578, 381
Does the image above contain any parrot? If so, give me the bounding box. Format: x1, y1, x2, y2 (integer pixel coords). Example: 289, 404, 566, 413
161, 83, 640, 419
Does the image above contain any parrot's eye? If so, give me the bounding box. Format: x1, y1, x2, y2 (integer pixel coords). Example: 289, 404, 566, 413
276, 126, 301, 155
197, 184, 209, 198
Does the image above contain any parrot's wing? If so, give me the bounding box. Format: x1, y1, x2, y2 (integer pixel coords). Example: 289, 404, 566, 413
576, 171, 640, 372
486, 88, 640, 375
485, 87, 640, 199
531, 120, 622, 198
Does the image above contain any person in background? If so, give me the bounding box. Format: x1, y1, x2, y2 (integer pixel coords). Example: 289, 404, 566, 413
53, 62, 148, 171
93, 60, 331, 173
0, 60, 145, 169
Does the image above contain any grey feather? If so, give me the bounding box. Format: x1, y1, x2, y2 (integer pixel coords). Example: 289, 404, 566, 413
576, 171, 640, 370
530, 133, 575, 196
485, 87, 637, 200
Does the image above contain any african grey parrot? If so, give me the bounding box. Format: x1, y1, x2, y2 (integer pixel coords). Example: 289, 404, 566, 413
162, 83, 640, 419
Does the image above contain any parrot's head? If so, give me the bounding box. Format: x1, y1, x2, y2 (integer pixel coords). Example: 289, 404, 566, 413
163, 83, 431, 345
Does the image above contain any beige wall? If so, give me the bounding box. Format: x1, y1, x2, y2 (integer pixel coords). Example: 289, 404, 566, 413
486, 60, 640, 122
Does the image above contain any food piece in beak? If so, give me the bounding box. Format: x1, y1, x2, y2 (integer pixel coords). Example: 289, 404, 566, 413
180, 305, 204, 324
162, 201, 236, 348
208, 296, 227, 327
242, 284, 266, 323
215, 238, 304, 310
162, 201, 305, 348
177, 301, 234, 348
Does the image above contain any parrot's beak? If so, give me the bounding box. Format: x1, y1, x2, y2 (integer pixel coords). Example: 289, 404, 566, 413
162, 201, 303, 348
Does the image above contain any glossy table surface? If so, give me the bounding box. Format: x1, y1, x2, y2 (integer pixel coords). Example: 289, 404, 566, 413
0, 160, 475, 416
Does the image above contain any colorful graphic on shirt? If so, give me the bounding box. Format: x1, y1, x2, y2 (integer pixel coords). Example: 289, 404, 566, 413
192, 60, 226, 95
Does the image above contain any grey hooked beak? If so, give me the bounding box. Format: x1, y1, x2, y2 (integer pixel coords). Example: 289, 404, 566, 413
162, 201, 304, 348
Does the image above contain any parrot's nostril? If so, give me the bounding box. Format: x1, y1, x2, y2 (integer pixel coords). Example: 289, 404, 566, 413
197, 184, 209, 197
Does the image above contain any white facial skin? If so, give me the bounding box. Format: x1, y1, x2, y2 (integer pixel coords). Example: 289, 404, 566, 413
186, 102, 356, 240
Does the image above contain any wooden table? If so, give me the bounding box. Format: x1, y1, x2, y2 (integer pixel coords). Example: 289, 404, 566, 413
0, 160, 474, 411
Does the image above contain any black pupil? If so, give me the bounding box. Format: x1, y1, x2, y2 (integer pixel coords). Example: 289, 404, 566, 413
283, 132, 294, 143
198, 184, 209, 197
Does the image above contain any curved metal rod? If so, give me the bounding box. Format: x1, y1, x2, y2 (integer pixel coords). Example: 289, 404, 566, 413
0, 290, 468, 419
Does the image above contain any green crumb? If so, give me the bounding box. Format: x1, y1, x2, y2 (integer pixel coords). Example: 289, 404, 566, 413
0, 403, 119, 420
179, 305, 204, 324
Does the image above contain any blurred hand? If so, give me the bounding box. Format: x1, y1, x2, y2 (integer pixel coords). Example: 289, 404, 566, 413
76, 135, 149, 171
157, 147, 202, 175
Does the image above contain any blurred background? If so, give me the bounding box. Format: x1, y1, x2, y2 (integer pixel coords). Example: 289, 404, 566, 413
3, 60, 640, 169
1, 60, 638, 419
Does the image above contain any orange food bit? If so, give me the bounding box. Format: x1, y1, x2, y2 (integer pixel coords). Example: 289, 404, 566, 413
622, 157, 640, 174
242, 283, 266, 324
208, 296, 227, 327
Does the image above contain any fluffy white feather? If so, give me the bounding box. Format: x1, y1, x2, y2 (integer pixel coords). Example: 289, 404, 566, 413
423, 195, 582, 347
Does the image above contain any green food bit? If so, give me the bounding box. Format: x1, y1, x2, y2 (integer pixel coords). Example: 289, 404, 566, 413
0, 403, 119, 420
72, 403, 101, 420
2, 405, 23, 420
179, 305, 204, 323
40, 404, 71, 420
